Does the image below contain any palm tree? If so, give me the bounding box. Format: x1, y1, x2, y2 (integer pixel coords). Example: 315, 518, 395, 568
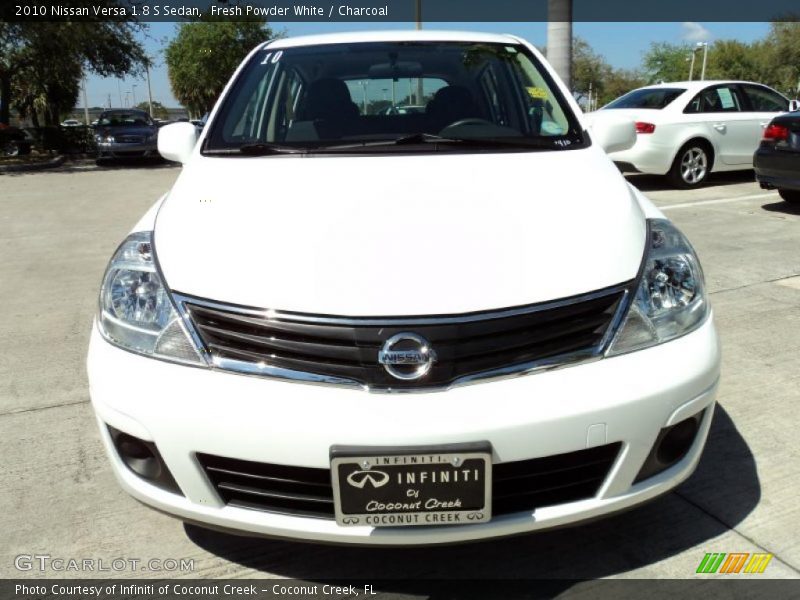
547, 0, 573, 89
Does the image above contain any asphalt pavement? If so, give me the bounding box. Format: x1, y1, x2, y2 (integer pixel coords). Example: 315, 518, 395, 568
1, 163, 798, 582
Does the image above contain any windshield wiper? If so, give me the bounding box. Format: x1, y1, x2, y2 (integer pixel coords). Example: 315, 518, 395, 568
204, 134, 575, 155
317, 133, 564, 151
203, 142, 307, 156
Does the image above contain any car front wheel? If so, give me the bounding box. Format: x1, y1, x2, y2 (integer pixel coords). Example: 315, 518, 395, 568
778, 189, 800, 203
1, 141, 20, 157
669, 142, 711, 188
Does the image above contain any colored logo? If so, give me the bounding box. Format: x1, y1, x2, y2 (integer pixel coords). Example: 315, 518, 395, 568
696, 552, 773, 574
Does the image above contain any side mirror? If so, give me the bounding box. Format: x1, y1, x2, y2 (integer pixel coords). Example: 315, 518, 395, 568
789, 99, 799, 112
588, 114, 637, 154
157, 122, 198, 164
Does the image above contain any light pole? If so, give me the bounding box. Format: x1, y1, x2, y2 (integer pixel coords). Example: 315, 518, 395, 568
145, 60, 154, 116
688, 50, 697, 81
415, 0, 423, 103
698, 42, 709, 81
132, 84, 138, 107
81, 75, 90, 126
361, 80, 368, 114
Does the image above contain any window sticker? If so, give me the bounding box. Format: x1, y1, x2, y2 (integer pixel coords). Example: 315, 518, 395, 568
527, 86, 548, 100
261, 50, 282, 65
717, 88, 736, 109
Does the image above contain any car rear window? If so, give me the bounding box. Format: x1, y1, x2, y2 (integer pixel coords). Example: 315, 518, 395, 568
99, 112, 153, 127
604, 88, 685, 110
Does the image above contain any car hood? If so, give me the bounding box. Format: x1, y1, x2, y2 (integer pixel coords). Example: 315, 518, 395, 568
155, 148, 646, 316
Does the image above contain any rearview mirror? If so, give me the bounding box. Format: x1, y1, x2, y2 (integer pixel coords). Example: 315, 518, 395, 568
368, 61, 423, 79
157, 122, 198, 164
789, 99, 799, 112
587, 114, 637, 154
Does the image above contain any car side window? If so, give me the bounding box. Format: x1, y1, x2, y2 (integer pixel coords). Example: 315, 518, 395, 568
684, 86, 743, 114
741, 85, 789, 112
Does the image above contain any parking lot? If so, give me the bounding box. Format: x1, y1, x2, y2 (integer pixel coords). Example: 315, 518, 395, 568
1, 163, 799, 583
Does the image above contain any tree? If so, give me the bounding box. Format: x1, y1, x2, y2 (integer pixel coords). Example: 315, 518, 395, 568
135, 100, 169, 120
165, 21, 274, 118
0, 11, 147, 126
571, 37, 612, 105
642, 42, 693, 84
704, 40, 761, 83
600, 69, 647, 106
761, 21, 800, 96
570, 37, 646, 108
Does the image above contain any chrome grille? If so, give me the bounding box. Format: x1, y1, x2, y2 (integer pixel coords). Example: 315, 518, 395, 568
117, 135, 145, 143
178, 284, 630, 390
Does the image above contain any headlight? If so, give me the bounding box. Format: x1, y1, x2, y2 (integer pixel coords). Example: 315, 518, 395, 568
95, 135, 114, 143
607, 218, 709, 356
97, 231, 206, 366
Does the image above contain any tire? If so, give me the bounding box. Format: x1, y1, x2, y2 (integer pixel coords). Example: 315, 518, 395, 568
778, 189, 800, 204
1, 141, 20, 157
668, 141, 713, 188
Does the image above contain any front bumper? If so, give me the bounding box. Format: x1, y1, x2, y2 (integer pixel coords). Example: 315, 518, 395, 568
87, 316, 720, 545
97, 141, 158, 159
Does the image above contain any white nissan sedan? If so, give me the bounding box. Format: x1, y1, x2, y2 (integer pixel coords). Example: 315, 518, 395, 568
601, 80, 794, 187
87, 31, 721, 545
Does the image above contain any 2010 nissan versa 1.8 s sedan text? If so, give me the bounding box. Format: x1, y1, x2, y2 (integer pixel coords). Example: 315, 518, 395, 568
87, 31, 721, 545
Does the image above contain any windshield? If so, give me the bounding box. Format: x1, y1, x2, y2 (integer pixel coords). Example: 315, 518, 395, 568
99, 112, 154, 127
604, 88, 686, 110
204, 41, 585, 154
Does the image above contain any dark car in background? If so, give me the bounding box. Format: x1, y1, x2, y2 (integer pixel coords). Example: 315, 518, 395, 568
755, 110, 800, 203
94, 109, 159, 162
0, 124, 33, 156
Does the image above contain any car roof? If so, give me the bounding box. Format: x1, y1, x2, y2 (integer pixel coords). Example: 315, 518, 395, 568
637, 80, 769, 92
102, 109, 147, 114
266, 30, 521, 49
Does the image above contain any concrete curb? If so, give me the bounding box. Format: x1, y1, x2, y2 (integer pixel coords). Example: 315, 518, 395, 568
0, 154, 65, 173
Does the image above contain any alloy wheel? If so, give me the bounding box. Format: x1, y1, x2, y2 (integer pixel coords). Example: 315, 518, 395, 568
680, 147, 708, 185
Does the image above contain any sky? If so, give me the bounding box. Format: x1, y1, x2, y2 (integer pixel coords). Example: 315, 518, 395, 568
80, 21, 771, 109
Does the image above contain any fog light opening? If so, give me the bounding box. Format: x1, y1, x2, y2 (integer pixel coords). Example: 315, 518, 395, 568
634, 409, 706, 483
117, 434, 163, 480
107, 426, 182, 495
656, 418, 698, 465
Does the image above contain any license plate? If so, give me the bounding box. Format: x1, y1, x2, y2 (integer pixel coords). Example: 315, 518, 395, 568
330, 443, 492, 527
